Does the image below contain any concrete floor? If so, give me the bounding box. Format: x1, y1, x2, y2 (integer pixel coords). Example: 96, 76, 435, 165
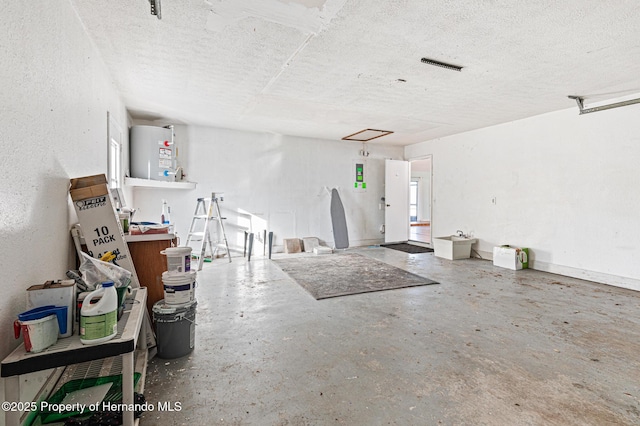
143, 247, 640, 425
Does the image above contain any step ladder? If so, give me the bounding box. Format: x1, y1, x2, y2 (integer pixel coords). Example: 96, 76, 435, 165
185, 193, 231, 270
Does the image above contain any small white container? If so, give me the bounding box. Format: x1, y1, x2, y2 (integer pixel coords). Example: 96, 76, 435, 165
493, 246, 529, 270
14, 315, 59, 353
160, 247, 192, 273
80, 281, 118, 345
162, 271, 197, 305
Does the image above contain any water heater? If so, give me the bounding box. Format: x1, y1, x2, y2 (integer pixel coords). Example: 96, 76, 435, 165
130, 125, 176, 182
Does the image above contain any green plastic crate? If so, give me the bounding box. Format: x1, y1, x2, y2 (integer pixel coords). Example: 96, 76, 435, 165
39, 373, 141, 424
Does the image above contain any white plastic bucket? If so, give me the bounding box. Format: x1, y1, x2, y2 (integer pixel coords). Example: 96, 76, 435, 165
162, 271, 196, 305
160, 247, 192, 273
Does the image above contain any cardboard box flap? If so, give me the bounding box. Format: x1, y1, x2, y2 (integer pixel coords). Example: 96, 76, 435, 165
70, 174, 107, 189
69, 174, 109, 201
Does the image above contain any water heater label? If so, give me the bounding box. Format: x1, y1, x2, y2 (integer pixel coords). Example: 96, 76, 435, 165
159, 148, 172, 159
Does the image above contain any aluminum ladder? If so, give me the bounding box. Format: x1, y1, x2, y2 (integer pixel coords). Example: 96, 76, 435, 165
185, 193, 231, 270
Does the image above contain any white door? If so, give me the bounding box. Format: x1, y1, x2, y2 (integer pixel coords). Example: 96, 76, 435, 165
384, 159, 410, 243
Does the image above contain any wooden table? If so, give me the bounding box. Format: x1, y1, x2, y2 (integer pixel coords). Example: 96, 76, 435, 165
126, 233, 176, 316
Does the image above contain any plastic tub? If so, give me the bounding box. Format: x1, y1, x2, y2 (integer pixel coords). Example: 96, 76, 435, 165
160, 247, 192, 273
153, 300, 197, 359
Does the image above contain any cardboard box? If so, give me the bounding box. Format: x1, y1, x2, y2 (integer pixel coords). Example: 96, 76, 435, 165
302, 237, 320, 253
26, 280, 76, 338
493, 246, 529, 270
70, 174, 139, 287
283, 238, 302, 253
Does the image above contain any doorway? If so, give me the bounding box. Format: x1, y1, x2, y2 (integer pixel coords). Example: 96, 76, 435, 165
409, 156, 432, 245
384, 159, 410, 244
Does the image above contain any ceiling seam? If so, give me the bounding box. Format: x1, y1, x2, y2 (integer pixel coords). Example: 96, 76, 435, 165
241, 33, 315, 119
259, 33, 315, 96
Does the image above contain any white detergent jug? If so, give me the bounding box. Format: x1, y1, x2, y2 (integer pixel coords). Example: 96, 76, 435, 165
80, 281, 118, 345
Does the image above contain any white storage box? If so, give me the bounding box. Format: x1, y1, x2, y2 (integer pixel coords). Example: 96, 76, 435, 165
493, 246, 529, 270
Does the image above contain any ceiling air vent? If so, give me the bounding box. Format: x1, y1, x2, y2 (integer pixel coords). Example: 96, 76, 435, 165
342, 129, 394, 142
421, 57, 463, 72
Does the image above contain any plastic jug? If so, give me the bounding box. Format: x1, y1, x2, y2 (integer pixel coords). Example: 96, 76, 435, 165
80, 281, 118, 345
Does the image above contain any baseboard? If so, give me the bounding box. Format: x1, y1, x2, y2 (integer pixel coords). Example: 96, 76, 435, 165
352, 238, 387, 248
475, 249, 640, 292
531, 260, 640, 292
473, 249, 493, 261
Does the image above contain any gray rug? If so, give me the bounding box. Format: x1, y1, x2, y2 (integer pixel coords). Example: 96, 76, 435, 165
382, 243, 434, 254
273, 253, 439, 300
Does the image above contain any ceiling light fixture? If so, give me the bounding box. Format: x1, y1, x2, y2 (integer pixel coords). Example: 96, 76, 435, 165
149, 0, 162, 19
568, 95, 640, 115
359, 142, 370, 157
342, 129, 394, 142
421, 57, 463, 72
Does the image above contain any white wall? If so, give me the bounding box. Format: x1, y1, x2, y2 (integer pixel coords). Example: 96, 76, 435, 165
405, 104, 640, 290
0, 0, 127, 396
130, 125, 404, 253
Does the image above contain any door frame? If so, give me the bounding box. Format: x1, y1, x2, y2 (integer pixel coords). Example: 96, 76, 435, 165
408, 154, 433, 247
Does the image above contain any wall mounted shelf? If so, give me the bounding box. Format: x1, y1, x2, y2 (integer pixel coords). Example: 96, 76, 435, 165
124, 177, 196, 190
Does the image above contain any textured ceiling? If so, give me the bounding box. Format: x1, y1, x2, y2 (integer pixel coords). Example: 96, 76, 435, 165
70, 0, 640, 146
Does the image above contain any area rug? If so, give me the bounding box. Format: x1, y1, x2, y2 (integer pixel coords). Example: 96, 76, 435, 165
272, 253, 439, 300
381, 243, 434, 254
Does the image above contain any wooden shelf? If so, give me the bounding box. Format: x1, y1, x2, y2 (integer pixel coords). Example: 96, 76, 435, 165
125, 177, 196, 190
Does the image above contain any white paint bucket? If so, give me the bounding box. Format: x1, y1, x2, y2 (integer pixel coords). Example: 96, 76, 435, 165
13, 314, 59, 353
160, 247, 192, 273
162, 271, 196, 305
